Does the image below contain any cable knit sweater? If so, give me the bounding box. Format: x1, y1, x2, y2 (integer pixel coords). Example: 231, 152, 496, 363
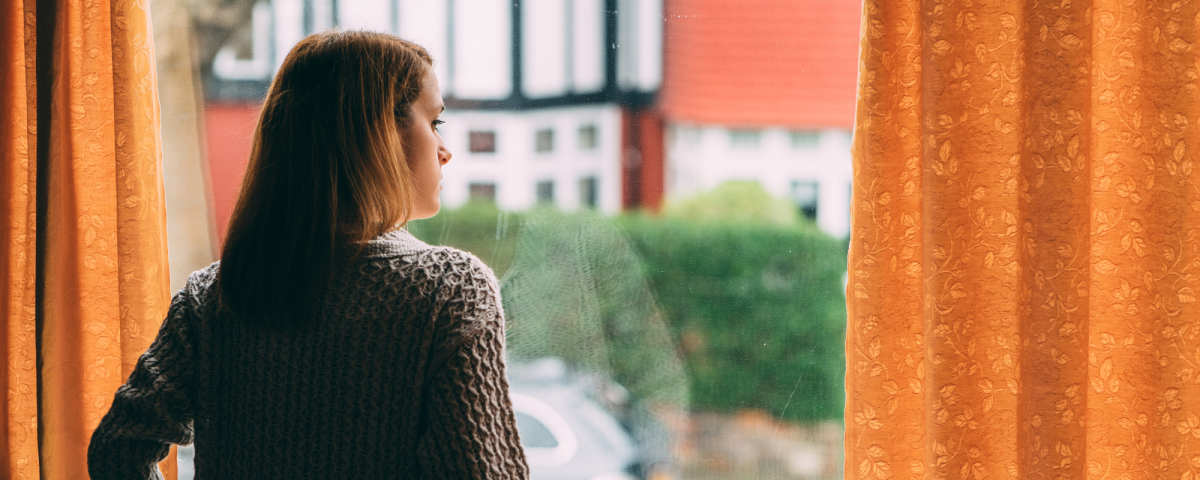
88, 229, 530, 479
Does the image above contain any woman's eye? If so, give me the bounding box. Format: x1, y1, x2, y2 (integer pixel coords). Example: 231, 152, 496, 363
433, 119, 445, 131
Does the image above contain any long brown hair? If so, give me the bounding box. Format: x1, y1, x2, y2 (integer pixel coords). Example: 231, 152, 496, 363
218, 30, 432, 327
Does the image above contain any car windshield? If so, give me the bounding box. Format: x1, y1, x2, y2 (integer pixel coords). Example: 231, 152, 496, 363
515, 412, 559, 449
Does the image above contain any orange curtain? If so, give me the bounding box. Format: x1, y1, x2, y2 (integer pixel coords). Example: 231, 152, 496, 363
848, 0, 1200, 478
0, 0, 175, 479
1, 0, 41, 477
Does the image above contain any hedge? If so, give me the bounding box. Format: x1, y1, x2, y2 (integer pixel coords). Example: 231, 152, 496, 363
408, 203, 846, 422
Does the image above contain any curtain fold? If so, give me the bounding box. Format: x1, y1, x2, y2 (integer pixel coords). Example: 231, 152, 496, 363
1, 0, 42, 478
1, 0, 174, 478
849, 0, 1200, 478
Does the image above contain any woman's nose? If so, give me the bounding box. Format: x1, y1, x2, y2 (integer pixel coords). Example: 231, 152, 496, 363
439, 146, 452, 165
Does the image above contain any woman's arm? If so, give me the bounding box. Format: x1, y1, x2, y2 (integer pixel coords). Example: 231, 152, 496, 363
417, 253, 529, 479
88, 287, 197, 480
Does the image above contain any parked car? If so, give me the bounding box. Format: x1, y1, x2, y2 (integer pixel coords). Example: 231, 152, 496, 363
510, 378, 640, 480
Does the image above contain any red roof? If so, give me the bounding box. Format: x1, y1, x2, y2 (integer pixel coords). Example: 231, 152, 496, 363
659, 0, 862, 129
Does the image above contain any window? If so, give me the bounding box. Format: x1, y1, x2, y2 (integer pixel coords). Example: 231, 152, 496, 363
729, 128, 761, 148
536, 180, 554, 204
792, 180, 819, 221
469, 130, 497, 153
790, 130, 820, 149
469, 182, 497, 203
514, 412, 558, 448
535, 128, 554, 153
578, 176, 597, 208
578, 124, 597, 150
158, 2, 854, 478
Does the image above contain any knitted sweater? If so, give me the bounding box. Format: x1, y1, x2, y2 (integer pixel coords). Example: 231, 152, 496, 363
88, 229, 530, 479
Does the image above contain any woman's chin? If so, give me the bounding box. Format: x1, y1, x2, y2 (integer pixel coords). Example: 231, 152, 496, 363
411, 203, 441, 221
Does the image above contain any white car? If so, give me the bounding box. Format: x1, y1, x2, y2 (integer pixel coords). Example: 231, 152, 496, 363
510, 381, 641, 480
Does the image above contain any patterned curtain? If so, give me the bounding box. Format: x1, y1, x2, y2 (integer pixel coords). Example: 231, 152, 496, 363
847, 0, 1200, 478
0, 0, 174, 478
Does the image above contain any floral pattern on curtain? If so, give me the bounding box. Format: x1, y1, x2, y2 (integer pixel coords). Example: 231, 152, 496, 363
1, 0, 41, 477
848, 0, 1200, 478
1, 0, 173, 478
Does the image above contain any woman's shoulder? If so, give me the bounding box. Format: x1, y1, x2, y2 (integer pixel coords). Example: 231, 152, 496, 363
363, 229, 496, 279
181, 261, 221, 304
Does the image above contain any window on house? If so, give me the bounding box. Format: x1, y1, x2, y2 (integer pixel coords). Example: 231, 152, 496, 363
578, 176, 597, 208
792, 180, 819, 221
536, 180, 554, 204
578, 125, 597, 150
535, 128, 554, 153
469, 182, 497, 203
790, 131, 820, 149
469, 130, 497, 153
729, 129, 761, 148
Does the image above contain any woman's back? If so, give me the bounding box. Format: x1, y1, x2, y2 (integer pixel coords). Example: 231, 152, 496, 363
88, 229, 529, 478
88, 30, 528, 479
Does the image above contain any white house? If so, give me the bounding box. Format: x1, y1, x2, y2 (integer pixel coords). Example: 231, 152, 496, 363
657, 0, 862, 238
202, 0, 664, 223
199, 0, 861, 237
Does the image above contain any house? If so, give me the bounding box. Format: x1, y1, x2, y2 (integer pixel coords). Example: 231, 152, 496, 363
658, 0, 862, 238
201, 0, 664, 242
199, 0, 860, 240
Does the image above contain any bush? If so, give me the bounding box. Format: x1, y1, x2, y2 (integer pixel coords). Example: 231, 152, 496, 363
409, 202, 847, 422
618, 214, 846, 421
662, 180, 800, 226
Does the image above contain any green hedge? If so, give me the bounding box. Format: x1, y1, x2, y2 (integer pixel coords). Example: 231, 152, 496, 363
408, 203, 846, 421
618, 215, 847, 421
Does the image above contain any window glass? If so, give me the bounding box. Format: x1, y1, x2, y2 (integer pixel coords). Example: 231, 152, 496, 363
515, 412, 559, 448
790, 130, 820, 149
535, 128, 554, 153
156, 1, 856, 478
729, 128, 761, 148
578, 124, 597, 150
578, 176, 598, 209
792, 180, 820, 221
469, 182, 498, 203
469, 130, 497, 153
536, 180, 555, 204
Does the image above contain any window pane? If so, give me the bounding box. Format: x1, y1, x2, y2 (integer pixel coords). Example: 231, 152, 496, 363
536, 180, 554, 204
158, 0, 856, 478
792, 180, 820, 221
578, 124, 597, 150
790, 130, 820, 149
515, 412, 559, 448
469, 130, 497, 153
469, 182, 497, 203
535, 128, 554, 153
729, 128, 761, 148
578, 176, 597, 208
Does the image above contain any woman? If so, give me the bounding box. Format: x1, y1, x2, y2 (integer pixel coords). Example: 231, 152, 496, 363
88, 31, 529, 479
